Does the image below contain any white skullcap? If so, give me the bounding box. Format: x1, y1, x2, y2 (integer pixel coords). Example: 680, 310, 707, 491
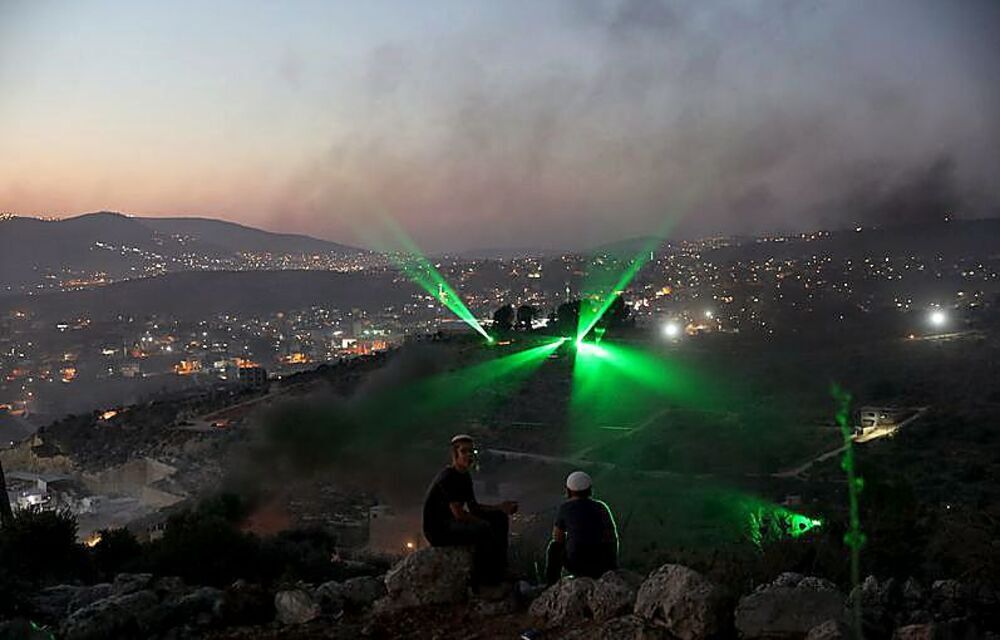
450, 434, 474, 445
566, 470, 592, 492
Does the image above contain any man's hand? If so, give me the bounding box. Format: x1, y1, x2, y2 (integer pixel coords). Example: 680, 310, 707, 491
499, 500, 519, 515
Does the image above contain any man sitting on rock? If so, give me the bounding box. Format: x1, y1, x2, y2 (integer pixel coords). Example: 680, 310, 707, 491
422, 434, 518, 586
545, 471, 619, 585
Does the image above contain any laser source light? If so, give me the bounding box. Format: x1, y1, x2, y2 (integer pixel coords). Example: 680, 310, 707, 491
662, 322, 680, 339
928, 309, 947, 328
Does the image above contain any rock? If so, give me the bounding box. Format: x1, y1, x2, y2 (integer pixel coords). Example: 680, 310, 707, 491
805, 619, 851, 640
931, 581, 967, 620
219, 580, 273, 626
28, 585, 84, 620
562, 614, 669, 640
382, 547, 473, 608
151, 576, 186, 598
340, 575, 387, 609
68, 584, 114, 613
800, 577, 839, 593
772, 573, 807, 589
634, 564, 727, 640
735, 575, 845, 640
315, 580, 346, 615
471, 592, 520, 617
165, 586, 225, 628
529, 577, 596, 627
274, 589, 320, 625
893, 624, 936, 640
589, 570, 643, 622
111, 573, 154, 596
903, 579, 926, 607
60, 590, 160, 640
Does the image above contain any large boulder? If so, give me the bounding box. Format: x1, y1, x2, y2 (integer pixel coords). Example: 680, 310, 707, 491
805, 619, 851, 640
60, 590, 160, 640
529, 577, 597, 627
634, 564, 727, 640
274, 589, 321, 625
735, 575, 845, 640
218, 580, 274, 626
589, 570, 644, 622
340, 575, 387, 610
111, 573, 154, 596
28, 585, 84, 620
382, 547, 473, 608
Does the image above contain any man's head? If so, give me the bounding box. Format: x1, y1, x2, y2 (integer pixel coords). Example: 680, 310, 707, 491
565, 470, 592, 498
450, 434, 477, 472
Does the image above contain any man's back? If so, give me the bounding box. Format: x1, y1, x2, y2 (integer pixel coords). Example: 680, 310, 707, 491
555, 497, 618, 576
422, 466, 474, 544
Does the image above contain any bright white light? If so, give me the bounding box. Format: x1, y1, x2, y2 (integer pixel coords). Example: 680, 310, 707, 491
929, 310, 947, 327
704, 310, 714, 319
662, 322, 680, 338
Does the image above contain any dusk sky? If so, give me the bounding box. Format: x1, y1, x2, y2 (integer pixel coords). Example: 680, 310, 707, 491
2, 0, 999, 252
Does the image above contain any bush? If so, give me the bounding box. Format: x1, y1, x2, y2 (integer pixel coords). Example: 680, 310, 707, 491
92, 527, 143, 579
0, 507, 89, 586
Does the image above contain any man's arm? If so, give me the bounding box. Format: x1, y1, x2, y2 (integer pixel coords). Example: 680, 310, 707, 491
552, 525, 566, 544
471, 500, 519, 515
449, 501, 485, 524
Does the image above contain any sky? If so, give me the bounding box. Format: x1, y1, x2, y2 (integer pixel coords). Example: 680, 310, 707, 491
2, 0, 999, 252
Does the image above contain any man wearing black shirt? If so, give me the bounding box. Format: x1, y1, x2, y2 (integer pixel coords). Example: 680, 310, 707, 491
422, 434, 518, 585
545, 470, 618, 584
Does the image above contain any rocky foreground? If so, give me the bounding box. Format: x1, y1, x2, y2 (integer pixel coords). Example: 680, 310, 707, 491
3, 548, 997, 639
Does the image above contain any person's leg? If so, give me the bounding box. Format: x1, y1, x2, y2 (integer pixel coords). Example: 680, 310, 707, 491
544, 539, 565, 585
441, 519, 493, 585
472, 509, 509, 584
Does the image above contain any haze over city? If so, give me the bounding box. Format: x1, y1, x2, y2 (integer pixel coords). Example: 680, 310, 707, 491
3, 0, 1000, 251
3, 3, 1000, 639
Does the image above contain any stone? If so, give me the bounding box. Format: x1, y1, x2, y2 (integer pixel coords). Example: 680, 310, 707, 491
634, 564, 727, 640
315, 580, 346, 615
60, 590, 160, 640
589, 570, 643, 622
893, 624, 936, 640
735, 575, 846, 640
151, 576, 187, 598
340, 575, 387, 609
28, 585, 84, 620
805, 619, 851, 640
529, 577, 596, 627
68, 584, 114, 613
274, 589, 320, 625
218, 580, 273, 626
111, 573, 154, 596
382, 547, 473, 608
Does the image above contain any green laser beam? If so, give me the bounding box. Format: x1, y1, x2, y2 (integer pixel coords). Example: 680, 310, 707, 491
362, 215, 492, 341
358, 339, 566, 434
575, 244, 654, 342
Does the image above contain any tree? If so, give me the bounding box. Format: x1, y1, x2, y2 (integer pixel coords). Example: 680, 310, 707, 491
604, 294, 631, 329
493, 304, 515, 332
516, 305, 537, 331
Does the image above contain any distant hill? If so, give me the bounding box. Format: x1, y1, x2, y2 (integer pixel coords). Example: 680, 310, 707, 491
0, 212, 362, 293
705, 219, 1000, 262
0, 270, 408, 321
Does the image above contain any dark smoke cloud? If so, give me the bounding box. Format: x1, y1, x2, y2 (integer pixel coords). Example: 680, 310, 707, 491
282, 0, 1000, 251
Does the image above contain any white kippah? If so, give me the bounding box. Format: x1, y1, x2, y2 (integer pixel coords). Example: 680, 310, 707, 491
450, 434, 474, 445
566, 470, 592, 491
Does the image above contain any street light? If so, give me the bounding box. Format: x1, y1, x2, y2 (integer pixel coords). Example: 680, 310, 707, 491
662, 322, 680, 339
928, 310, 947, 329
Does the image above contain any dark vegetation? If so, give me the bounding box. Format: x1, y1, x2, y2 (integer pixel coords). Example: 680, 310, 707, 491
0, 493, 388, 620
